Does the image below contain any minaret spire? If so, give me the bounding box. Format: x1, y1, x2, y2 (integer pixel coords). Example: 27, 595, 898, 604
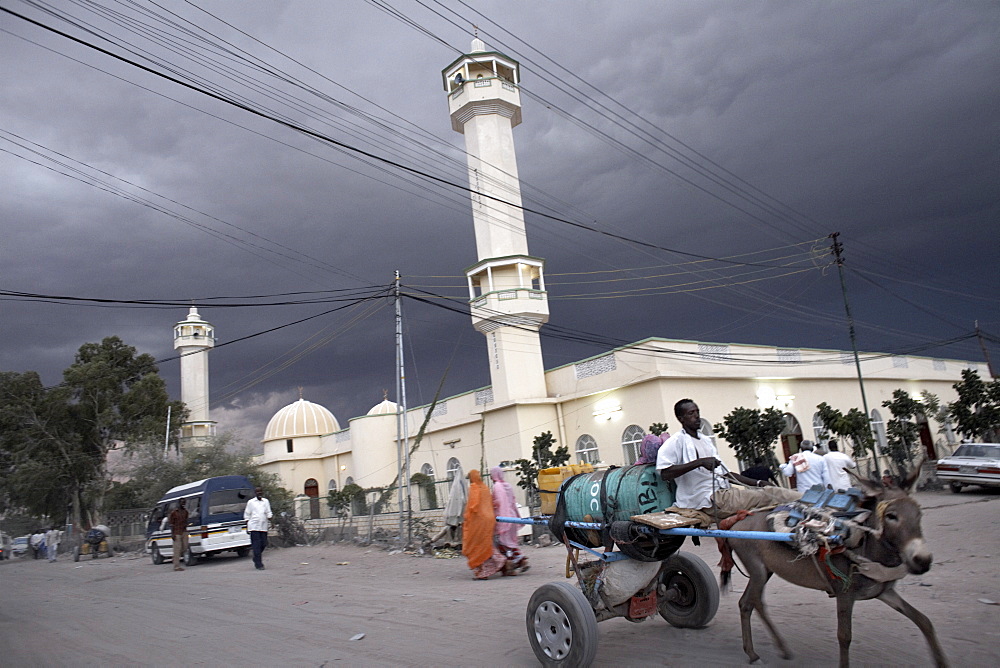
442, 40, 549, 404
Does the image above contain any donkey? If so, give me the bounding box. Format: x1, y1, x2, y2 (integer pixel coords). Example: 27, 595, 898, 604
721, 465, 948, 667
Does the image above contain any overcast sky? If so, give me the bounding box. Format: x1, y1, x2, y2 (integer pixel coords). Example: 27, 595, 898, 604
2, 1, 997, 446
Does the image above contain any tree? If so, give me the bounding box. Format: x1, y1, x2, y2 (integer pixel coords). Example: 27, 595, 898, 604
882, 390, 923, 471
513, 431, 570, 506
648, 422, 670, 437
713, 407, 785, 469
0, 337, 187, 528
106, 432, 292, 514
947, 369, 1000, 442
814, 402, 877, 472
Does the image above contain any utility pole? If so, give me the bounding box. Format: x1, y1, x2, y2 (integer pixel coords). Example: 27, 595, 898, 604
830, 233, 875, 460
394, 271, 412, 545
975, 321, 997, 379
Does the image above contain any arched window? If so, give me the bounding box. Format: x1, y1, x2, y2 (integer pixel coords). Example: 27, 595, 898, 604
871, 409, 887, 453
420, 462, 434, 478
621, 424, 645, 463
699, 418, 716, 445
328, 479, 337, 492
575, 434, 600, 464
345, 476, 354, 487
446, 457, 462, 482
304, 478, 319, 498
812, 412, 829, 446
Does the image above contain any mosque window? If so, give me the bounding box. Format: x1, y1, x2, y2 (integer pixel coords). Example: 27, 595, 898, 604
575, 434, 600, 465
699, 419, 717, 445
812, 413, 829, 445
286, 439, 293, 453
420, 463, 435, 478
446, 457, 462, 482
621, 425, 645, 463
345, 476, 354, 486
328, 480, 337, 492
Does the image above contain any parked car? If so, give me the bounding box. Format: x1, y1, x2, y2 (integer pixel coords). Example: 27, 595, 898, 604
936, 443, 1000, 493
11, 536, 30, 557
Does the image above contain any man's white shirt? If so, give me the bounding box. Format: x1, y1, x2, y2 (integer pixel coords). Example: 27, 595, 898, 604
244, 497, 272, 531
656, 430, 730, 510
824, 451, 857, 490
780, 450, 829, 491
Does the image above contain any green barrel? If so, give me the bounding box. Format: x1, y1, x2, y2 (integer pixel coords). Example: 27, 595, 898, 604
560, 464, 675, 524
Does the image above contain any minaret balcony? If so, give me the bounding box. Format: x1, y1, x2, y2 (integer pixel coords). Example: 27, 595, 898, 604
470, 287, 549, 328
449, 77, 522, 131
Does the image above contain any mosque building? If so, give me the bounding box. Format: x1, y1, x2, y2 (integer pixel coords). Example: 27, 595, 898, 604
177, 40, 978, 516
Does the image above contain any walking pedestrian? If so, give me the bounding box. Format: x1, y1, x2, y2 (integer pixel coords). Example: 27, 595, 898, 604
45, 526, 61, 562
490, 466, 528, 575
780, 440, 830, 492
244, 487, 273, 570
823, 440, 857, 490
30, 530, 44, 560
168, 498, 190, 571
462, 469, 508, 580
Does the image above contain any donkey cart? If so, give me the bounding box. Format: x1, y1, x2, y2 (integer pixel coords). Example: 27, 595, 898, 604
499, 464, 801, 667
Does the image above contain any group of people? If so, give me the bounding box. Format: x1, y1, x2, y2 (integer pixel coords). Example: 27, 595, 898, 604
458, 396, 872, 578
461, 467, 530, 580
29, 527, 61, 562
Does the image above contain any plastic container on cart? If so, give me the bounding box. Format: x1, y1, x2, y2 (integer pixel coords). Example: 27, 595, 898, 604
538, 464, 593, 514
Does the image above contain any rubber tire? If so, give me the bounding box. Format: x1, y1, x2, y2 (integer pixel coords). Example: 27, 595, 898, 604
151, 544, 164, 565
949, 482, 963, 494
182, 548, 197, 567
526, 582, 599, 667
236, 547, 249, 558
658, 551, 720, 629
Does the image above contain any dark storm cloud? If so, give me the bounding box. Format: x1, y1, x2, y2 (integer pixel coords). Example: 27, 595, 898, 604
1, 1, 997, 446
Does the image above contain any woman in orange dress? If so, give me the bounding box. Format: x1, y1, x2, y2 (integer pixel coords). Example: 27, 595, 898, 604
462, 469, 507, 579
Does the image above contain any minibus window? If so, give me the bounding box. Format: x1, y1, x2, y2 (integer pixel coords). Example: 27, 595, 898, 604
208, 488, 252, 516
186, 496, 201, 523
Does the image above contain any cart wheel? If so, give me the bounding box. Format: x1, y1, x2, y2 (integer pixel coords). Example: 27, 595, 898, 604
150, 544, 164, 565
658, 551, 719, 629
182, 548, 197, 567
236, 547, 249, 558
73, 547, 80, 562
526, 582, 599, 667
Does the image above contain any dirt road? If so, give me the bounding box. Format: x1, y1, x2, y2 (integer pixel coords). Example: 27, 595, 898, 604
1, 489, 997, 667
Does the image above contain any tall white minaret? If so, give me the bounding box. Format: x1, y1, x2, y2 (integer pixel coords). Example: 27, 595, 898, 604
174, 306, 216, 445
443, 39, 549, 404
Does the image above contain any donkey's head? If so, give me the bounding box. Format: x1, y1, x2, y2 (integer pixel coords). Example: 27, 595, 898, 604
849, 463, 933, 574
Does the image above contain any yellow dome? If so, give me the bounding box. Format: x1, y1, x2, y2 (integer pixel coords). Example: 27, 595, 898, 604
263, 399, 339, 442
367, 398, 398, 416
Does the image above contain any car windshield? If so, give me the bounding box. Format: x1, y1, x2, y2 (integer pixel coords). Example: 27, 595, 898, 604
953, 444, 1000, 459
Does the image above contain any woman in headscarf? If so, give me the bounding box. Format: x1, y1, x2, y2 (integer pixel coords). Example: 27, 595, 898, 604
634, 432, 665, 465
462, 469, 507, 579
490, 466, 529, 574
429, 472, 467, 546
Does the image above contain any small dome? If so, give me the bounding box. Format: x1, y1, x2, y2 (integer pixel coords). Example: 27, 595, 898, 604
264, 398, 339, 442
367, 398, 398, 416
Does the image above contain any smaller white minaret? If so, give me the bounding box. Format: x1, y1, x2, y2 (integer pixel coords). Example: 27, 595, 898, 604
174, 306, 216, 445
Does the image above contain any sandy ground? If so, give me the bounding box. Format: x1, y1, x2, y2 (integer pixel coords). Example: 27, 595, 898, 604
1, 488, 998, 667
